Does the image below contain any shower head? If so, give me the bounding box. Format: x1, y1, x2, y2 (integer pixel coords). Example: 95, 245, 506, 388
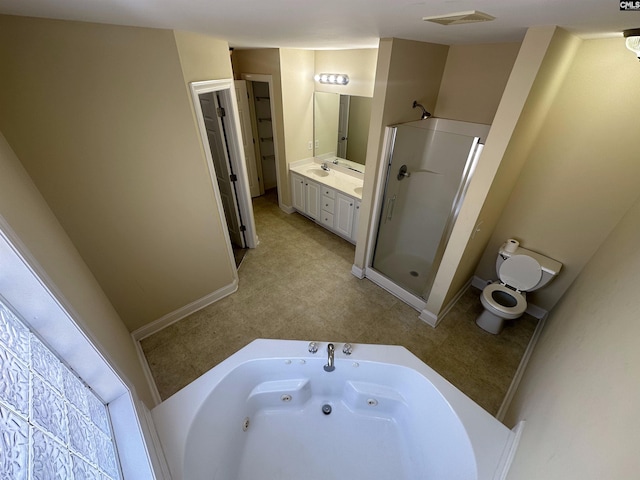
412, 101, 432, 120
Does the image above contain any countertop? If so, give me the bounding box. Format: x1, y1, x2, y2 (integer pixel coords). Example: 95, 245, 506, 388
289, 159, 364, 200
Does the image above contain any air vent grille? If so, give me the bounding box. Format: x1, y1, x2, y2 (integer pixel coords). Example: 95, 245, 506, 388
422, 10, 495, 26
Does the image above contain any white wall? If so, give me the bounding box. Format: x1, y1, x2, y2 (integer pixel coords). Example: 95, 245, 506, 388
504, 189, 640, 479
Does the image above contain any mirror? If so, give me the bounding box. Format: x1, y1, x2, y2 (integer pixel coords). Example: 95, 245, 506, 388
314, 92, 372, 173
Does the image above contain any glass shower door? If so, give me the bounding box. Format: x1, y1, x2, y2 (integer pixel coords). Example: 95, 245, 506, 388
371, 122, 482, 299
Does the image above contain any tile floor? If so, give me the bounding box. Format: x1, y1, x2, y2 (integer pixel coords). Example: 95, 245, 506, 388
140, 190, 537, 415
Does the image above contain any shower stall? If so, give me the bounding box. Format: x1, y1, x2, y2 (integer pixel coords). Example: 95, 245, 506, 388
367, 118, 490, 314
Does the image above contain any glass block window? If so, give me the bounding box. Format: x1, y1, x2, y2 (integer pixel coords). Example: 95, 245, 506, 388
0, 298, 121, 479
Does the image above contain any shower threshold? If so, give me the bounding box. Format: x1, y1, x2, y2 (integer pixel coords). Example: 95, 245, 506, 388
365, 267, 427, 313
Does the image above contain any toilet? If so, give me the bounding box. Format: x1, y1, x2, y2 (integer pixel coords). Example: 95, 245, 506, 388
476, 242, 562, 334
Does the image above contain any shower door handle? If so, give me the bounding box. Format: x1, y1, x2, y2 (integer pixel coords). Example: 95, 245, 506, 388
385, 195, 397, 223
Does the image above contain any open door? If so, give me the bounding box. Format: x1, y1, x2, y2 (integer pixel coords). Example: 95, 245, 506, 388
234, 80, 262, 198
198, 92, 245, 248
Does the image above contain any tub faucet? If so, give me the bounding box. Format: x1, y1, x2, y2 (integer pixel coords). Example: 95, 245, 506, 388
324, 343, 335, 372
321, 162, 330, 171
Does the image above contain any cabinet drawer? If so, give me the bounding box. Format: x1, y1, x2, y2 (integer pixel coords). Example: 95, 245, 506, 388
322, 186, 336, 199
320, 211, 334, 228
322, 196, 335, 214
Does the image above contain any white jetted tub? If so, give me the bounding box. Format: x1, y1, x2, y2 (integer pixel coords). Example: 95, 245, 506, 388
151, 339, 521, 479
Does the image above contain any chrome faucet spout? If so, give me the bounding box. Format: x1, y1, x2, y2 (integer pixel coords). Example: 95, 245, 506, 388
324, 343, 335, 372
321, 162, 330, 171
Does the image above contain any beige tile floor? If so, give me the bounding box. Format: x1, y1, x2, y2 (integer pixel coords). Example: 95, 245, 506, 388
141, 190, 537, 415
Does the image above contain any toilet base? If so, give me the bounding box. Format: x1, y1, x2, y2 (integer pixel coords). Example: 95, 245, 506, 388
476, 309, 505, 335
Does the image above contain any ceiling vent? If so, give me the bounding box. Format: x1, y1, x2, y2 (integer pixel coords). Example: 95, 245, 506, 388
422, 10, 495, 26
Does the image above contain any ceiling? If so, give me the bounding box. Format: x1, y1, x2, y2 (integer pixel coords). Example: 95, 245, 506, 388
0, 0, 638, 49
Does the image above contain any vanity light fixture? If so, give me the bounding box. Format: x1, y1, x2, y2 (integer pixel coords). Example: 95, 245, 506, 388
623, 29, 640, 60
314, 73, 349, 85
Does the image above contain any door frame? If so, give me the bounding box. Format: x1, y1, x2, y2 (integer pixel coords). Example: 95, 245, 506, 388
190, 79, 258, 254
241, 73, 283, 208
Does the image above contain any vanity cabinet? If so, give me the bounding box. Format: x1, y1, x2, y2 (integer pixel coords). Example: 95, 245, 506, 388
334, 192, 355, 239
291, 172, 320, 220
352, 199, 361, 241
320, 186, 336, 229
290, 169, 361, 244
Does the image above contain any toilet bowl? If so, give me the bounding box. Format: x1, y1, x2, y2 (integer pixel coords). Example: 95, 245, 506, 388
476, 243, 562, 334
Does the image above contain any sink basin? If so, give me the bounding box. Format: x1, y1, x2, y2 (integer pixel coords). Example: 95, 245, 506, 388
308, 168, 330, 178
354, 186, 363, 196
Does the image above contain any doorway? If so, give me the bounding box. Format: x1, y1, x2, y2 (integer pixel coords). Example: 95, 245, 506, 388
190, 80, 257, 269
240, 73, 282, 208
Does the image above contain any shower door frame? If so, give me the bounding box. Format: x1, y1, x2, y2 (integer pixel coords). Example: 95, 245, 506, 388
364, 126, 430, 316
363, 120, 486, 326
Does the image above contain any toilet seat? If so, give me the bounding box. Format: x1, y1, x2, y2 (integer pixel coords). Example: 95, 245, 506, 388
481, 283, 527, 319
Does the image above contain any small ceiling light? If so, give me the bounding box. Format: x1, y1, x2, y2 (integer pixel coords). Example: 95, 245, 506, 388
423, 10, 495, 26
315, 73, 350, 85
623, 29, 640, 60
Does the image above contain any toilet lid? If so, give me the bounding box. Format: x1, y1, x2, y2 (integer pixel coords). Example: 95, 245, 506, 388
499, 255, 542, 291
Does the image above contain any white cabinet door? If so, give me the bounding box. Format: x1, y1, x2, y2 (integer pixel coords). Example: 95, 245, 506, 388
305, 179, 321, 220
351, 199, 361, 242
291, 172, 306, 212
335, 192, 355, 239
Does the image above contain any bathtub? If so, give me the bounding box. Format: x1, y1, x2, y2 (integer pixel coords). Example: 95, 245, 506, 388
151, 339, 521, 479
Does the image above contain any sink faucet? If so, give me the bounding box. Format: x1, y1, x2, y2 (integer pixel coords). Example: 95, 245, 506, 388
321, 162, 330, 171
324, 343, 335, 372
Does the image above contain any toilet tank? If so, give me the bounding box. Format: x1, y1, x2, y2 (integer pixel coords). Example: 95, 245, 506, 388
497, 244, 562, 291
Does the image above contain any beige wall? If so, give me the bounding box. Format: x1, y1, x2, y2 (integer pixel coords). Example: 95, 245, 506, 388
314, 49, 378, 97
475, 37, 640, 312
0, 132, 154, 407
0, 15, 236, 331
427, 27, 579, 315
434, 43, 521, 124
354, 38, 449, 264
280, 48, 315, 189
504, 191, 640, 479
174, 30, 233, 84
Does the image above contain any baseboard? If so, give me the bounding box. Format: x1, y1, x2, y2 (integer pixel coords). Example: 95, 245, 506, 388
472, 275, 490, 290
131, 279, 238, 341
418, 309, 438, 327
497, 420, 526, 480
351, 264, 365, 279
419, 278, 472, 328
280, 203, 295, 214
132, 337, 162, 406
496, 312, 547, 421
